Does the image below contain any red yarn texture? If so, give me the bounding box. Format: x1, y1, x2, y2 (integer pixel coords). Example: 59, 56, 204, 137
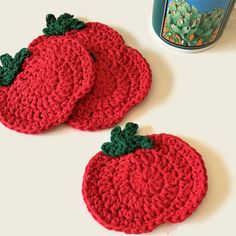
82, 134, 208, 234
27, 22, 150, 131
67, 22, 124, 44
29, 22, 124, 49
67, 41, 152, 130
0, 37, 95, 134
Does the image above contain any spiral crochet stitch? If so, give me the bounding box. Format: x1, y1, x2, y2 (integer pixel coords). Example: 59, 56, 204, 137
67, 41, 152, 131
64, 18, 151, 131
0, 37, 95, 134
25, 13, 151, 131
82, 124, 208, 234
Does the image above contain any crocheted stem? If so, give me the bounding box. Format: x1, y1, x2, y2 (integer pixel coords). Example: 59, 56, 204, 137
101, 122, 154, 157
43, 13, 85, 36
0, 48, 31, 86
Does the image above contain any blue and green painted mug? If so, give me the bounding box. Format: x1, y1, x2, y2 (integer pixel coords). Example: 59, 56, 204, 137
152, 0, 235, 51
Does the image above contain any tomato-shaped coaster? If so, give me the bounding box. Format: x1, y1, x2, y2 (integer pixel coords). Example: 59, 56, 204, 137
67, 41, 152, 131
82, 123, 208, 234
63, 14, 152, 130
25, 13, 151, 131
0, 15, 95, 134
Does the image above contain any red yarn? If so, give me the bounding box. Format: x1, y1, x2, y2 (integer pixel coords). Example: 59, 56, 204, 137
65, 23, 151, 130
67, 40, 152, 130
26, 22, 150, 131
29, 22, 124, 50
0, 37, 95, 134
82, 134, 208, 234
67, 22, 125, 44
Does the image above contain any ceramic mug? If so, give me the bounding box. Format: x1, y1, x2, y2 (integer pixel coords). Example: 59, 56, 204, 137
152, 0, 236, 52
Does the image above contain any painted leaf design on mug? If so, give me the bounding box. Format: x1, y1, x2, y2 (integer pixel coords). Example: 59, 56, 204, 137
163, 0, 225, 46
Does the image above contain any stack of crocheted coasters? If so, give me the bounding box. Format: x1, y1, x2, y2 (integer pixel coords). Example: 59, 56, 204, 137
0, 13, 152, 134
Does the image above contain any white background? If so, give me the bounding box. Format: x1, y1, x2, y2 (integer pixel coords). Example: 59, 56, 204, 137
0, 0, 235, 235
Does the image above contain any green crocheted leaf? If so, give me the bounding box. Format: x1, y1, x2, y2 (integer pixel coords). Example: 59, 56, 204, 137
0, 48, 31, 86
43, 13, 85, 36
101, 122, 154, 157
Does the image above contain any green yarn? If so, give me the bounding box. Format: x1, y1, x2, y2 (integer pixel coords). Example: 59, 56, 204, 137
0, 48, 31, 87
43, 13, 85, 36
101, 122, 154, 157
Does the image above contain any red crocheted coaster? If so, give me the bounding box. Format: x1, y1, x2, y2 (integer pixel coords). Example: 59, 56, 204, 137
26, 13, 151, 131
67, 41, 152, 130
0, 37, 95, 134
82, 123, 208, 234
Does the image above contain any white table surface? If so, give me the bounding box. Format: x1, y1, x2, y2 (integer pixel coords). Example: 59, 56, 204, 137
0, 1, 235, 235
